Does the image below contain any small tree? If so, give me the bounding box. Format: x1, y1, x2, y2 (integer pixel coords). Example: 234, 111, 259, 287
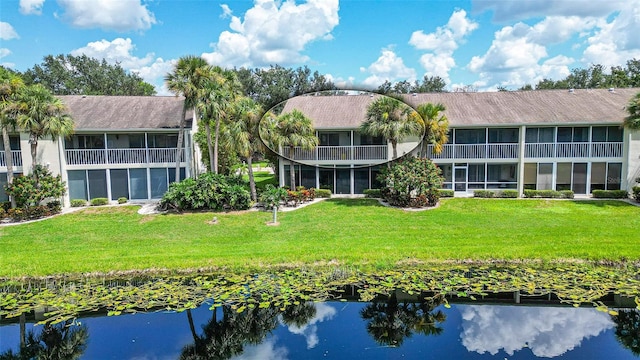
5, 165, 66, 208
624, 92, 640, 130
378, 157, 443, 207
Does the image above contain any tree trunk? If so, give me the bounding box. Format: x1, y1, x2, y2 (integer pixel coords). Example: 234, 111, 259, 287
29, 133, 37, 176
391, 139, 398, 159
213, 117, 221, 174
19, 313, 25, 349
186, 309, 198, 343
2, 127, 16, 208
247, 155, 257, 201
205, 120, 214, 173
288, 146, 296, 189
175, 104, 187, 182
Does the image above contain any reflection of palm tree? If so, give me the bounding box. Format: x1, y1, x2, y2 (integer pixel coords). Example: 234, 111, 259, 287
0, 321, 88, 360
613, 309, 640, 356
360, 293, 446, 347
281, 302, 317, 328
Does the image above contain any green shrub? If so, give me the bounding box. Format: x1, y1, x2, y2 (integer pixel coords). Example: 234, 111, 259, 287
474, 190, 495, 198
259, 185, 288, 209
559, 190, 574, 199
592, 190, 629, 199
0, 208, 6, 219
438, 189, 454, 198
523, 189, 574, 199
497, 190, 519, 198
363, 189, 381, 198
5, 165, 66, 208
71, 199, 87, 207
46, 200, 62, 213
160, 173, 251, 211
118, 197, 128, 204
378, 157, 443, 207
90, 198, 109, 206
632, 186, 640, 202
315, 189, 332, 198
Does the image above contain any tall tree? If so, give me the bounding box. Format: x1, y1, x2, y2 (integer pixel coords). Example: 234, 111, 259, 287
360, 96, 421, 159
226, 97, 264, 201
198, 66, 242, 174
13, 84, 74, 174
266, 109, 318, 189
0, 67, 24, 208
415, 102, 449, 157
24, 54, 156, 95
624, 92, 640, 130
165, 55, 209, 180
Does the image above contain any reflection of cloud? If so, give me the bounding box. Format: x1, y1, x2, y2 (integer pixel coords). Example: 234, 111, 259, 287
284, 303, 337, 349
233, 337, 288, 360
460, 305, 613, 358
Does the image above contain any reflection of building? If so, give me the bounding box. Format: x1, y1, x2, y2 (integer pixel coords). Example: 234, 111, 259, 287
277, 89, 640, 195
0, 96, 195, 206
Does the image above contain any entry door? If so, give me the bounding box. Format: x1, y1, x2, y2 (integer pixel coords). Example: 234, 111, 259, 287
454, 167, 467, 192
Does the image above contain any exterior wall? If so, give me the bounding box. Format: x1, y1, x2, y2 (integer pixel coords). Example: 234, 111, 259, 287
627, 129, 640, 188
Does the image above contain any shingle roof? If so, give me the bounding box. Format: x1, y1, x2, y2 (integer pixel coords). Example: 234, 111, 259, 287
58, 95, 192, 130
281, 88, 640, 128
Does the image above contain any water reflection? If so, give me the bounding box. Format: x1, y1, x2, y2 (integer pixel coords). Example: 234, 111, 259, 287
2, 302, 639, 359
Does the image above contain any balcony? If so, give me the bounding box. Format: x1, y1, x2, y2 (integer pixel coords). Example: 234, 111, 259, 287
0, 150, 23, 168
525, 142, 622, 158
292, 145, 388, 161
427, 144, 519, 160
65, 148, 186, 166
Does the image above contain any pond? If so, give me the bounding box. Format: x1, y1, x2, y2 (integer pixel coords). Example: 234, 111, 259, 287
1, 297, 639, 359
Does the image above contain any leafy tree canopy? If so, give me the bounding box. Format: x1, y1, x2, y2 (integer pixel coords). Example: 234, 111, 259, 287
376, 75, 448, 95
23, 54, 156, 96
535, 59, 640, 90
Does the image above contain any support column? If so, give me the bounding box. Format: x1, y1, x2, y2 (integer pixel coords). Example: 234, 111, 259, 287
517, 125, 526, 196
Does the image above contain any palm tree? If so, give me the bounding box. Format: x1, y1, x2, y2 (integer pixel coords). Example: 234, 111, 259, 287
268, 109, 318, 189
416, 102, 449, 157
0, 67, 24, 208
624, 92, 640, 130
165, 55, 209, 180
14, 84, 74, 174
226, 97, 264, 201
198, 66, 242, 174
360, 96, 422, 159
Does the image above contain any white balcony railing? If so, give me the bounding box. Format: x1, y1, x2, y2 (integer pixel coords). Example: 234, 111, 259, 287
292, 145, 388, 161
428, 144, 518, 160
65, 148, 185, 165
0, 150, 23, 167
525, 142, 622, 158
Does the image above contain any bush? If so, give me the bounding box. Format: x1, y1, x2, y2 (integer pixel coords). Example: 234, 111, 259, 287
632, 186, 640, 202
46, 200, 62, 213
378, 157, 443, 207
5, 165, 66, 208
118, 197, 128, 204
438, 189, 454, 198
259, 185, 288, 209
363, 189, 381, 198
315, 189, 332, 198
497, 190, 519, 198
91, 198, 109, 206
523, 189, 574, 199
474, 190, 495, 198
160, 173, 251, 211
591, 190, 629, 199
71, 199, 87, 207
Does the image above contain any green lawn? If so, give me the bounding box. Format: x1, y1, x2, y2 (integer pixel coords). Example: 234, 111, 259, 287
1, 198, 639, 278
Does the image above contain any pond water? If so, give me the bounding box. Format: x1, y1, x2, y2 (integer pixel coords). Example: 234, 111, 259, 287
2, 299, 638, 359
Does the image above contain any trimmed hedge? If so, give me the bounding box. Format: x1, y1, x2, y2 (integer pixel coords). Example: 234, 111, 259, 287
363, 189, 381, 198
315, 189, 332, 198
117, 197, 128, 204
632, 186, 640, 203
497, 190, 519, 198
523, 189, 574, 199
591, 190, 629, 199
91, 198, 109, 206
474, 190, 495, 198
438, 189, 454, 198
71, 199, 87, 207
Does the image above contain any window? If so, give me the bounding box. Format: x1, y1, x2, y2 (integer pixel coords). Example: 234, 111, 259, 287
607, 163, 622, 190
488, 128, 518, 143
354, 168, 369, 194
525, 128, 554, 143
148, 134, 178, 148
455, 129, 486, 144
0, 135, 20, 151
557, 127, 589, 143
88, 170, 108, 199
557, 127, 572, 142
130, 169, 148, 199
592, 126, 623, 142
319, 133, 340, 146
67, 170, 88, 200
150, 168, 168, 198
556, 163, 572, 191
110, 169, 129, 200
65, 135, 105, 149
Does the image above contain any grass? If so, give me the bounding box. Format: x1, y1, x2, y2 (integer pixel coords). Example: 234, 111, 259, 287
0, 198, 639, 278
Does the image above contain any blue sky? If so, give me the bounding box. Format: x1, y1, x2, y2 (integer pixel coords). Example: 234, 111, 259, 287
1, 0, 639, 95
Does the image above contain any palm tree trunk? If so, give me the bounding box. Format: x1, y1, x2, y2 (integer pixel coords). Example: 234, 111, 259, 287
391, 139, 398, 159
175, 104, 187, 182
2, 127, 16, 208
205, 120, 215, 173
288, 146, 296, 189
186, 309, 198, 343
29, 133, 37, 176
213, 117, 220, 174
247, 155, 257, 201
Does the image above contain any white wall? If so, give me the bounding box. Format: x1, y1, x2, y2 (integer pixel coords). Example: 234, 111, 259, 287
627, 130, 640, 188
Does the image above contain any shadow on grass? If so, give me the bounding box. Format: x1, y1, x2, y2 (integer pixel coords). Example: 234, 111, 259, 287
569, 199, 638, 208
325, 198, 383, 207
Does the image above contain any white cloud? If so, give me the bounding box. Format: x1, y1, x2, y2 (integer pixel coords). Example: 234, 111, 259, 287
360, 48, 417, 89
409, 10, 478, 85
0, 22, 19, 40
202, 0, 339, 68
325, 73, 355, 89
71, 38, 174, 95
472, 0, 624, 22
0, 48, 11, 58
56, 0, 156, 32
234, 338, 288, 360
284, 303, 336, 349
460, 305, 613, 357
19, 0, 45, 15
